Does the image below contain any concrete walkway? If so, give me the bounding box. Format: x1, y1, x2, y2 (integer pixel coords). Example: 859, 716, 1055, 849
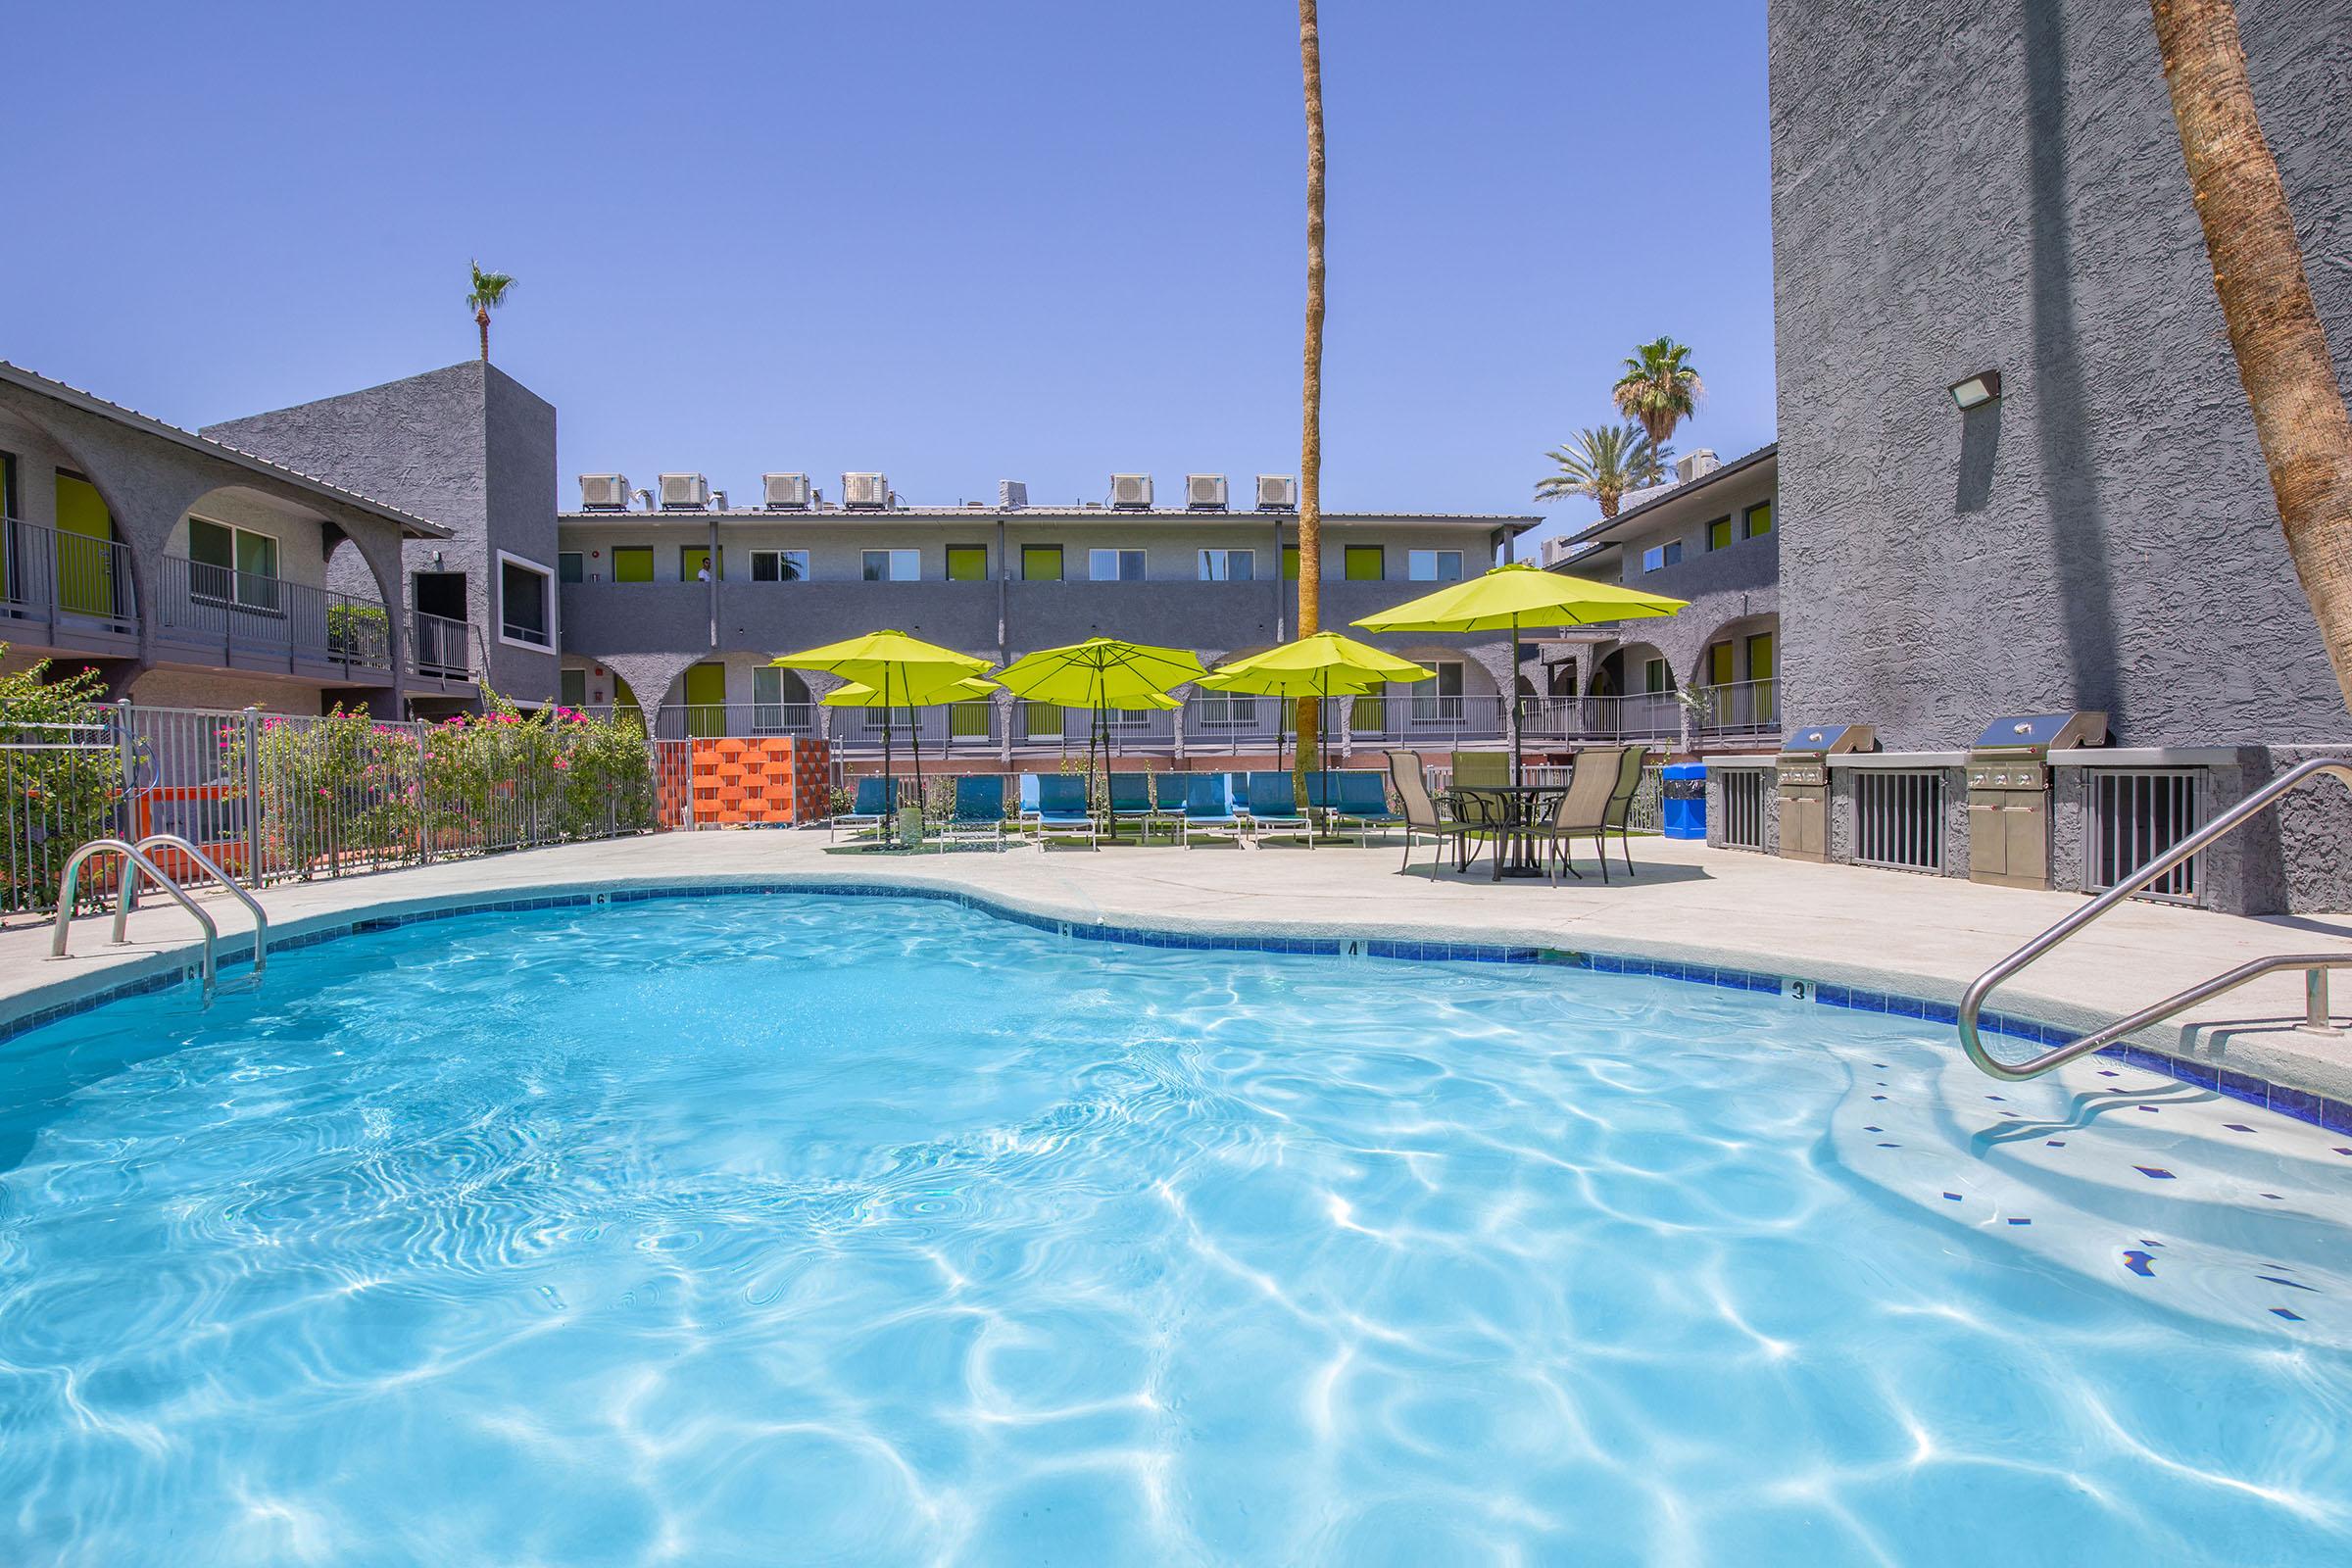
10, 830, 2352, 1100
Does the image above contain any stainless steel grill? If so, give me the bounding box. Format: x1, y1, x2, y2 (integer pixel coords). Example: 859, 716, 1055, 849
1775, 723, 1876, 861
1853, 770, 1945, 873
2086, 767, 2203, 904
1965, 710, 2107, 890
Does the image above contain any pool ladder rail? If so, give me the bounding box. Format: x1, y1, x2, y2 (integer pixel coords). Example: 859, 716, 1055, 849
48, 834, 270, 998
1957, 758, 2352, 1081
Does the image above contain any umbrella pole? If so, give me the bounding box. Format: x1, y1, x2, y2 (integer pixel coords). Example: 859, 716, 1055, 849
882, 665, 896, 844
909, 675, 923, 829
1510, 612, 1524, 787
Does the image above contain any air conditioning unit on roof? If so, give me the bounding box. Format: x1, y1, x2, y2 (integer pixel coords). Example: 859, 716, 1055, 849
1110, 473, 1152, 510
1675, 450, 1720, 484
1255, 473, 1298, 511
658, 472, 710, 510
578, 473, 631, 511
999, 479, 1029, 510
763, 472, 811, 510
1186, 473, 1228, 511
842, 471, 889, 510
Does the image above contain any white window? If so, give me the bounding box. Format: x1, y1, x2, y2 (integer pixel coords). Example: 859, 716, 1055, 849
1194, 692, 1259, 728
1090, 548, 1147, 582
187, 516, 280, 611
1644, 658, 1674, 694
1198, 548, 1256, 582
496, 551, 555, 649
1407, 549, 1462, 582
1409, 660, 1464, 721
1642, 541, 1685, 572
861, 549, 919, 582
752, 665, 807, 733
751, 549, 808, 582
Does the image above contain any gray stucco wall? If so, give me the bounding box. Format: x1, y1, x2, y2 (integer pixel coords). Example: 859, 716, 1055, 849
1769, 0, 2352, 753
204, 361, 561, 705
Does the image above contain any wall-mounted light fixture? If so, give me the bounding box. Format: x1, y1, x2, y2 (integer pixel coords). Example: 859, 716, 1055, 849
1947, 370, 2002, 411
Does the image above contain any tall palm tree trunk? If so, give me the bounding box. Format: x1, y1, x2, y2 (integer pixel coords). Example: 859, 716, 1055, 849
2152, 0, 2352, 709
1293, 0, 1327, 791
477, 308, 492, 363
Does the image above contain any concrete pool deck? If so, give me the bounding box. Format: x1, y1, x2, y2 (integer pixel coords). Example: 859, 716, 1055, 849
7, 829, 2352, 1102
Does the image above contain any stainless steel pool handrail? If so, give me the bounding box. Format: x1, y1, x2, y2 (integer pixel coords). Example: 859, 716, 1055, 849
1957, 758, 2352, 1081
122, 833, 268, 974
49, 838, 219, 994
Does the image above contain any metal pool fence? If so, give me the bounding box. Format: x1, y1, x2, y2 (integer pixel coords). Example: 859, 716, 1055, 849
0, 701, 661, 922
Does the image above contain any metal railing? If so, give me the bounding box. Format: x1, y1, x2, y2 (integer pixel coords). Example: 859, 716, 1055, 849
1956, 757, 2352, 1081
1721, 768, 1767, 850
1853, 769, 1945, 873
49, 838, 220, 994
0, 515, 138, 635
412, 610, 473, 679
157, 555, 394, 673
1, 700, 661, 922
2087, 768, 2204, 905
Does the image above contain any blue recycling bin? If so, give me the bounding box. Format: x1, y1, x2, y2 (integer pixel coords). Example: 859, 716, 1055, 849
1662, 762, 1707, 840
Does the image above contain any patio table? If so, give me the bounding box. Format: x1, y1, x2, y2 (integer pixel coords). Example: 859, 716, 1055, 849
1448, 783, 1570, 881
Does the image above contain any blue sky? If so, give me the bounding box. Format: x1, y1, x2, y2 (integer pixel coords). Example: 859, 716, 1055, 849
3, 1, 1772, 548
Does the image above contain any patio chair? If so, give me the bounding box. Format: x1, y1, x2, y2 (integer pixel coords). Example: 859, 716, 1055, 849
1599, 745, 1654, 878
1325, 770, 1402, 841
829, 775, 894, 842
1451, 751, 1510, 790
1539, 746, 1630, 884
1241, 771, 1316, 848
1383, 750, 1479, 877
935, 774, 1007, 852
1105, 771, 1171, 844
1175, 772, 1248, 847
1022, 774, 1100, 850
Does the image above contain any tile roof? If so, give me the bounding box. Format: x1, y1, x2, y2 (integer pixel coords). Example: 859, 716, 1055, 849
0, 361, 454, 540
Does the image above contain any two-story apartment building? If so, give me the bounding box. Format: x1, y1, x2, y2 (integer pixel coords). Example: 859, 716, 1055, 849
0, 361, 468, 714
1540, 444, 1780, 749
554, 481, 1538, 761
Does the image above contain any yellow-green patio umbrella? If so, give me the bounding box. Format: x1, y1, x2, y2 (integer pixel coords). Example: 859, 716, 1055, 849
821, 673, 1000, 707
1200, 632, 1434, 771
1352, 563, 1686, 782
774, 629, 995, 829
991, 637, 1205, 799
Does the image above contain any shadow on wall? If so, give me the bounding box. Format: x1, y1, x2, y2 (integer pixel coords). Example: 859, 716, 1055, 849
2025, 0, 2124, 728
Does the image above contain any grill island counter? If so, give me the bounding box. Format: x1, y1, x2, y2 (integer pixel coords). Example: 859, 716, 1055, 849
1776, 723, 1877, 861
1965, 711, 2109, 889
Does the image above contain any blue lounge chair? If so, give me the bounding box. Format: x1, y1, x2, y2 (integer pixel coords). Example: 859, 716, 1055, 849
1105, 771, 1171, 843
1176, 772, 1246, 847
1022, 774, 1100, 849
1325, 770, 1401, 840
935, 774, 1007, 851
830, 775, 894, 841
1241, 771, 1316, 847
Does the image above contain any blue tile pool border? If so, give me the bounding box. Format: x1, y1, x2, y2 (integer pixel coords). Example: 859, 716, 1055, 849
6, 876, 2344, 1134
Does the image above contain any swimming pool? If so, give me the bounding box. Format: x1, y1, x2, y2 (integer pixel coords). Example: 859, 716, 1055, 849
2, 890, 2348, 1564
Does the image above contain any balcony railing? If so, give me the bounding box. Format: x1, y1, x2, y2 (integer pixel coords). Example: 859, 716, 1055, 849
412, 611, 473, 680
622, 680, 1783, 754
157, 554, 392, 675
0, 516, 139, 640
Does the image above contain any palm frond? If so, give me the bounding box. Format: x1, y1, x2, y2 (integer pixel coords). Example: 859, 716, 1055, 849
466, 261, 517, 312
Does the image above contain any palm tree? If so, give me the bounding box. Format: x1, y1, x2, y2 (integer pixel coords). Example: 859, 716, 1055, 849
2150, 0, 2352, 709
466, 263, 516, 364
1536, 424, 1670, 518
1612, 337, 1704, 452
1293, 0, 1327, 780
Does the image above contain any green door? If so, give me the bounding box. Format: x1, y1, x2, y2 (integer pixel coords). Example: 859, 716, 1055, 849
683, 662, 726, 738
54, 473, 117, 616
681, 546, 720, 581
612, 547, 654, 583
1344, 546, 1384, 581
1021, 545, 1063, 581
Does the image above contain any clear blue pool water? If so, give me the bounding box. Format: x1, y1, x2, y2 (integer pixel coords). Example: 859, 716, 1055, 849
2, 891, 2349, 1565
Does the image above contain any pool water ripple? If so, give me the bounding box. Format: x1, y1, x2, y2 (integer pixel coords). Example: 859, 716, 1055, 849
1, 892, 2349, 1565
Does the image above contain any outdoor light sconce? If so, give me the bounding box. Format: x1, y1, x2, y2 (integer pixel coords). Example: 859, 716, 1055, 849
1948, 370, 2002, 411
